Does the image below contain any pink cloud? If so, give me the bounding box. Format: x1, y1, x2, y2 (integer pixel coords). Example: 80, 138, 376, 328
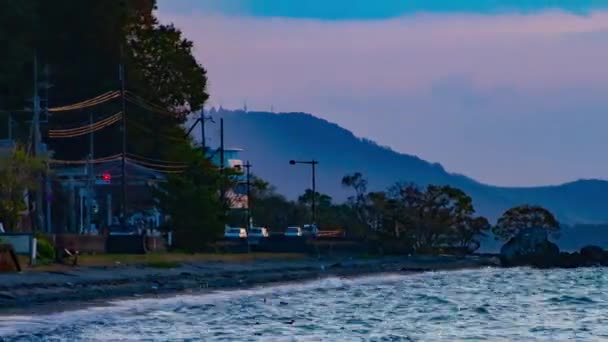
157, 10, 608, 186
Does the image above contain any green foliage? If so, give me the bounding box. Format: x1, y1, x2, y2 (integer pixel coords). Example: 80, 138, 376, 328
0, 0, 208, 164
0, 147, 46, 232
146, 260, 180, 269
36, 237, 56, 262
156, 147, 226, 251
1, 1, 212, 236
342, 173, 491, 253
492, 205, 560, 241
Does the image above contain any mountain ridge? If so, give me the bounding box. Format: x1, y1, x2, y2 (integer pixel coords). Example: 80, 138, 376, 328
204, 109, 608, 225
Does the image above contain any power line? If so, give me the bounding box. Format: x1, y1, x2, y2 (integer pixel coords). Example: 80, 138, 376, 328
127, 118, 187, 142
125, 91, 171, 112
50, 154, 122, 165
47, 112, 122, 138
126, 157, 187, 170
124, 92, 177, 117
126, 158, 186, 174
48, 111, 122, 133
48, 91, 120, 112
126, 153, 188, 165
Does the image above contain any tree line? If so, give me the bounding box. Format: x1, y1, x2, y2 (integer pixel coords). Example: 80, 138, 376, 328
223, 171, 561, 255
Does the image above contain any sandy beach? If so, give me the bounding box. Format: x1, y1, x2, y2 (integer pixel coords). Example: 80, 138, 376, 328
0, 254, 499, 314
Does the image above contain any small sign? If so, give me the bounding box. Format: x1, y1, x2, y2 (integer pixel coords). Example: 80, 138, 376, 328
95, 173, 112, 185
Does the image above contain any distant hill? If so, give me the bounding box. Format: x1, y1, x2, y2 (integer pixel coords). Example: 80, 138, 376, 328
204, 109, 608, 225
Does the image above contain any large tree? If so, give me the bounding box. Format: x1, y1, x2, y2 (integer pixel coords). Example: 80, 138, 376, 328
0, 147, 45, 231
155, 147, 225, 251
379, 182, 489, 252
492, 205, 560, 241
1, 0, 208, 163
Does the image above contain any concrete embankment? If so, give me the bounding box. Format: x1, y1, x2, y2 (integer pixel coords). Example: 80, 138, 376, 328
0, 255, 499, 313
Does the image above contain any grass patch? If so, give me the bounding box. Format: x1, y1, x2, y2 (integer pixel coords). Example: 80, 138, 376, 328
17, 252, 307, 272
358, 253, 381, 260
75, 252, 307, 267
146, 260, 181, 269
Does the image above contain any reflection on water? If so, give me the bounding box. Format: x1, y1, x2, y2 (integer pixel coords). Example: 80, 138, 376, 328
2, 268, 608, 341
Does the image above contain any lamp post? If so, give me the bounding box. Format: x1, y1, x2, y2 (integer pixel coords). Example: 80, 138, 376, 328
289, 160, 318, 224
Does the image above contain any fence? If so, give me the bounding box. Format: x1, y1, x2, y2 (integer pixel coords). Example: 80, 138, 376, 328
0, 233, 36, 264
45, 234, 106, 254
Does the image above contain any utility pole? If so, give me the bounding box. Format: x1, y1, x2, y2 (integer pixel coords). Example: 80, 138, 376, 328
41, 64, 52, 233
7, 113, 11, 140
85, 112, 94, 235
119, 57, 127, 228
45, 162, 52, 233
243, 161, 252, 230
220, 118, 225, 203
289, 160, 319, 224
200, 108, 206, 153
32, 54, 44, 232
312, 161, 317, 225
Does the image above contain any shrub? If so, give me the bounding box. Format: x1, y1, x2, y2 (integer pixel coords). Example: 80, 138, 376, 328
147, 261, 180, 269
36, 237, 56, 262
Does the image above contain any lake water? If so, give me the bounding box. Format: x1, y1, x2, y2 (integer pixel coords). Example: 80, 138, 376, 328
2, 268, 608, 341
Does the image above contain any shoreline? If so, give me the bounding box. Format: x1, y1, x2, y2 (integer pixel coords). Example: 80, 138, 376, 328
0, 255, 500, 314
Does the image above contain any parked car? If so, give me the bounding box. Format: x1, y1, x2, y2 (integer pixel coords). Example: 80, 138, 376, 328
225, 227, 247, 239
248, 227, 269, 238
302, 224, 319, 237
107, 224, 138, 235
284, 226, 303, 237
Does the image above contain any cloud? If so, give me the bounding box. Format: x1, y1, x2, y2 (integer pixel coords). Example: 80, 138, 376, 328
156, 8, 608, 186
158, 0, 608, 20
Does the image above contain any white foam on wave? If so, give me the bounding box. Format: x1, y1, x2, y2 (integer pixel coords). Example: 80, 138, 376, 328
0, 272, 417, 337
0, 269, 492, 338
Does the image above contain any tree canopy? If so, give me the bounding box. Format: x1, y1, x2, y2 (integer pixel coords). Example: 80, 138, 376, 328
0, 146, 45, 231
493, 205, 560, 241
342, 173, 490, 253
0, 0, 208, 163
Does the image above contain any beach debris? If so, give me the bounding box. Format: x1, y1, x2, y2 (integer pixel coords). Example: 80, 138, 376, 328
0, 292, 16, 300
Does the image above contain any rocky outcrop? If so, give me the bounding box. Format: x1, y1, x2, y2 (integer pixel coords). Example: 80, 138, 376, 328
500, 228, 559, 268
500, 230, 608, 268
580, 245, 606, 264
556, 245, 608, 268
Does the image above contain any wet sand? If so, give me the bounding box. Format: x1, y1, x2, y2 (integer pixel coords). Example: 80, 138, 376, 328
0, 255, 499, 314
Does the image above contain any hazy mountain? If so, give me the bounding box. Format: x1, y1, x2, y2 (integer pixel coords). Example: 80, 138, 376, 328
206, 109, 608, 225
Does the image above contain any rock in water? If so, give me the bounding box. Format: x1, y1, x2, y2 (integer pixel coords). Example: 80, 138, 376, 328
500, 228, 559, 268
579, 245, 606, 265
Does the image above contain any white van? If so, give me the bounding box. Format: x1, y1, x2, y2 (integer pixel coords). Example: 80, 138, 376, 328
284, 226, 303, 237
224, 227, 247, 239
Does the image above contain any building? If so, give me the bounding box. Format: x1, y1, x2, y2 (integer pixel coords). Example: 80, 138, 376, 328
51, 159, 166, 233
210, 147, 248, 209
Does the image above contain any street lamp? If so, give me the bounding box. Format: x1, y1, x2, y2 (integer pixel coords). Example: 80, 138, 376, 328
289, 159, 318, 224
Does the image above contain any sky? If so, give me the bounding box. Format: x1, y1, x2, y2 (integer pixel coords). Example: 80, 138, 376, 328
156, 0, 608, 187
